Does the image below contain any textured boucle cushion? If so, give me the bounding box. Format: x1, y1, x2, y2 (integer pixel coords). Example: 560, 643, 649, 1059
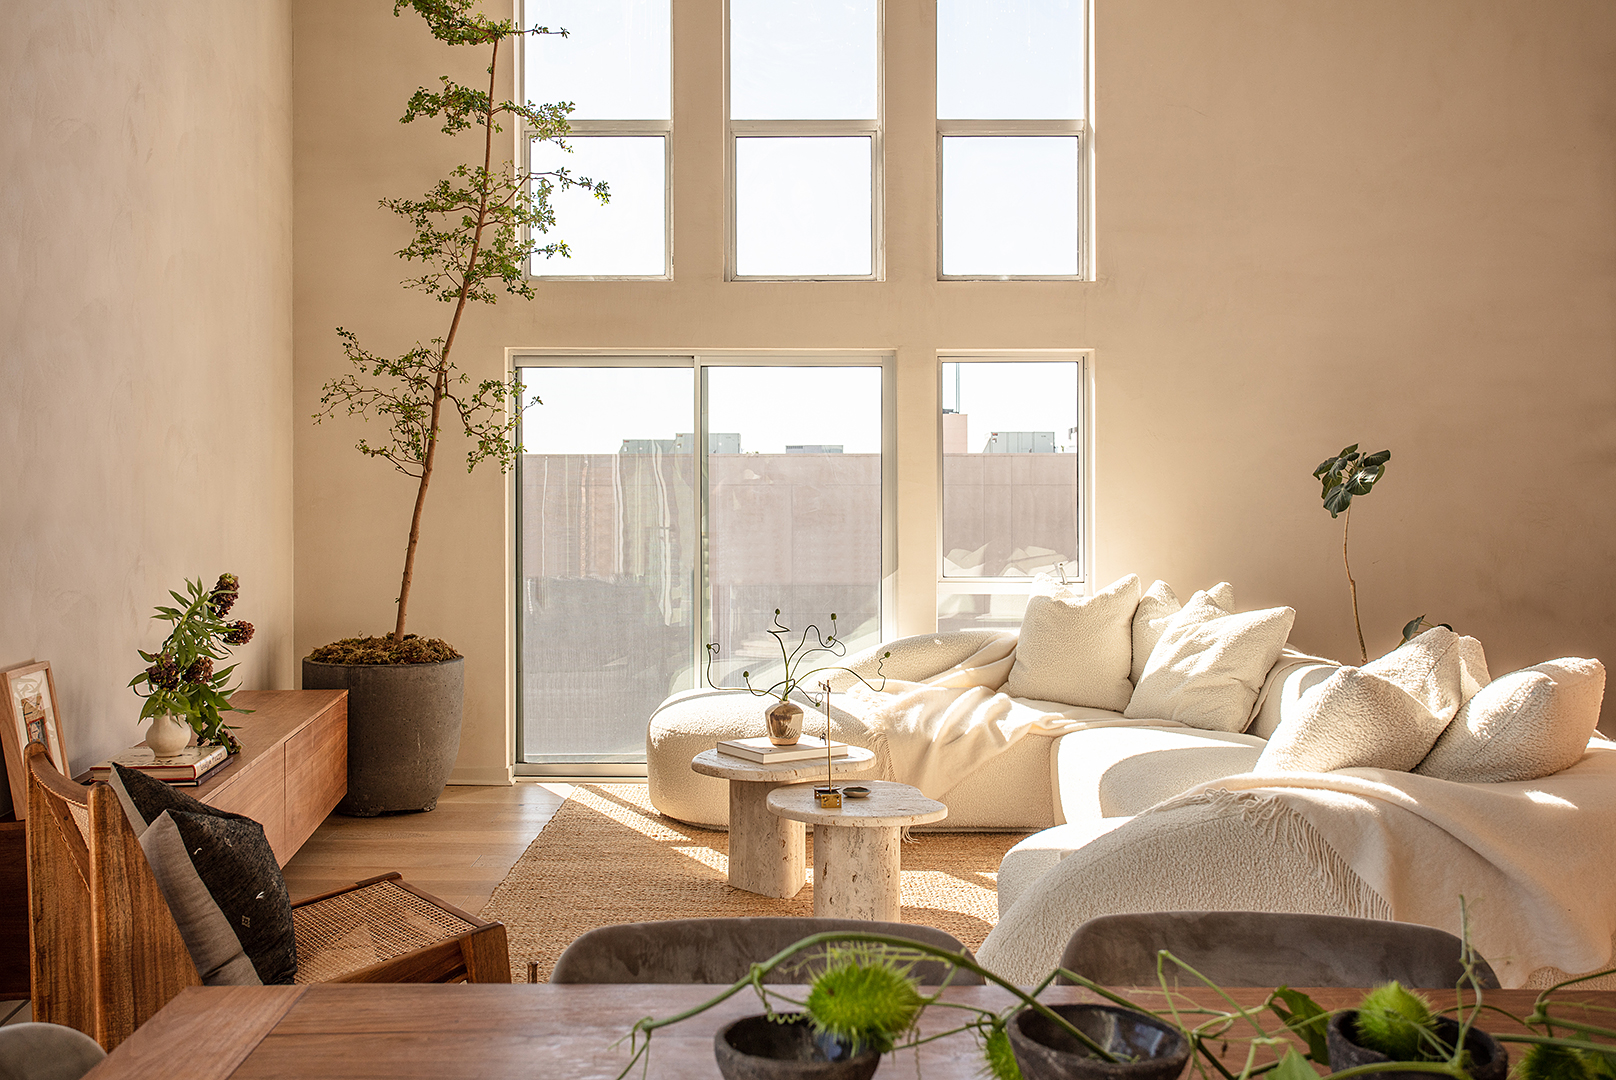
1130, 580, 1234, 685
1255, 628, 1464, 774
1416, 658, 1606, 783
1248, 651, 1342, 740
1457, 636, 1492, 699
1004, 574, 1141, 710
109, 764, 297, 985
1125, 591, 1294, 731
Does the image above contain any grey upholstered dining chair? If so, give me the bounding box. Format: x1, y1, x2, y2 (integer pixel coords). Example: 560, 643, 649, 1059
548, 917, 985, 985
0, 1023, 107, 1080
1056, 911, 1501, 989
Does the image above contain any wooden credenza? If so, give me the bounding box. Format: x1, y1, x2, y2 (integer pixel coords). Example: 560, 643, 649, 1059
183, 689, 348, 864
0, 689, 348, 1000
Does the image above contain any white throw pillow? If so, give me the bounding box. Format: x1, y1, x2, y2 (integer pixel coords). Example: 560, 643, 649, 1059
1363, 626, 1466, 722
1130, 580, 1234, 684
1004, 574, 1142, 711
1124, 591, 1294, 732
1255, 668, 1448, 773
1248, 650, 1342, 740
1254, 628, 1464, 773
1415, 658, 1606, 783
1457, 635, 1491, 700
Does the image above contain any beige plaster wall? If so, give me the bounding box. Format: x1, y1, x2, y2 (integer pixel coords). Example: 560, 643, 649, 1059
0, 0, 296, 813
293, 0, 1616, 788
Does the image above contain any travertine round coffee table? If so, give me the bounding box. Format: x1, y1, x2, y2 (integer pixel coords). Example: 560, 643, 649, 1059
767, 780, 948, 921
691, 746, 877, 899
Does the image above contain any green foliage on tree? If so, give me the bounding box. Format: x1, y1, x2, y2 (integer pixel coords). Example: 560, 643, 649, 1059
313, 0, 607, 646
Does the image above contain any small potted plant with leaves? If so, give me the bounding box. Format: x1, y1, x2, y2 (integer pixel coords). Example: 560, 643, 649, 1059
304, 0, 606, 815
130, 573, 255, 756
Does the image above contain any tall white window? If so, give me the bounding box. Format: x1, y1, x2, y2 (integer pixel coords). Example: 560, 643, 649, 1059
729, 0, 882, 279
937, 355, 1086, 631
526, 0, 671, 278
937, 0, 1087, 279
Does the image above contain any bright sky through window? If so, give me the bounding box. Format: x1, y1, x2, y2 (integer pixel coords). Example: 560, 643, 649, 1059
735, 138, 873, 277
527, 0, 670, 277
942, 137, 1080, 276
730, 0, 877, 120
531, 137, 666, 277
937, 0, 1085, 277
521, 366, 880, 456
942, 361, 1080, 454
936, 0, 1085, 120
730, 0, 878, 277
526, 0, 669, 120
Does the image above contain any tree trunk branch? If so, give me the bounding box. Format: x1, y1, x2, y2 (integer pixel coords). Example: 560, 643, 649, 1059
391, 35, 504, 644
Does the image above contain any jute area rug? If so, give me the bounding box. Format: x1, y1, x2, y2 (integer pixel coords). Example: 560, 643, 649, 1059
481, 784, 1030, 983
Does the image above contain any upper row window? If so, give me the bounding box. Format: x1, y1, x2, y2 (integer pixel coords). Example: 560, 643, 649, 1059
523, 0, 1085, 281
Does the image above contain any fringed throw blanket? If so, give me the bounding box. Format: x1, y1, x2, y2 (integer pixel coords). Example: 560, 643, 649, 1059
843, 631, 1188, 799
1157, 743, 1616, 987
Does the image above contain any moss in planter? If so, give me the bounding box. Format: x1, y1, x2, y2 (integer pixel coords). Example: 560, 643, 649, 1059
307, 635, 462, 665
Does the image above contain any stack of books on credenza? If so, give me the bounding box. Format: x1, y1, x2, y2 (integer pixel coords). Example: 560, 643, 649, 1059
715, 734, 851, 765
88, 743, 229, 786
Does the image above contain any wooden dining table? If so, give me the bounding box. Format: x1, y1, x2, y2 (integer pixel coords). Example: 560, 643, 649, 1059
84, 983, 1610, 1080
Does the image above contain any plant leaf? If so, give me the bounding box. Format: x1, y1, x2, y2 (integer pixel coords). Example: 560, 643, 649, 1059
1271, 989, 1331, 1065
1271, 1047, 1324, 1080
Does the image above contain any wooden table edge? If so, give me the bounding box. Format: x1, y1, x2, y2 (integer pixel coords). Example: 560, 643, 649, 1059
85, 985, 306, 1080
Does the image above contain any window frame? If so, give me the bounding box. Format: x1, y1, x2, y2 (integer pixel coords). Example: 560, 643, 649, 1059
508, 349, 898, 777
935, 0, 1093, 282
518, 1, 675, 282
724, 0, 886, 282
935, 120, 1088, 282
935, 350, 1092, 606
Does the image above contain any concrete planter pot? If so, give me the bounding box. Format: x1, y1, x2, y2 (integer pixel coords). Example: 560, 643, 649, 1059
302, 656, 464, 816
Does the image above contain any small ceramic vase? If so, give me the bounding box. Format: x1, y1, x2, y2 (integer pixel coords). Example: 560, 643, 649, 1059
1008, 1003, 1191, 1080
1326, 1012, 1508, 1080
145, 712, 192, 757
765, 699, 803, 745
713, 1015, 878, 1080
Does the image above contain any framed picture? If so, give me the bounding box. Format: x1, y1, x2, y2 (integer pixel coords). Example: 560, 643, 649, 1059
1, 661, 68, 818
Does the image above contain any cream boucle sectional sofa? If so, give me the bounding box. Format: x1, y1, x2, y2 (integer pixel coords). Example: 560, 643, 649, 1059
647, 580, 1615, 989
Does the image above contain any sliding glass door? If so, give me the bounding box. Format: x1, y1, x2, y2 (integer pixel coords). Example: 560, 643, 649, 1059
516, 365, 697, 765
516, 356, 889, 772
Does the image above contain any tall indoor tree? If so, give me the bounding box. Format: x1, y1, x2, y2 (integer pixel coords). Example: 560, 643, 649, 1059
306, 0, 607, 816
314, 0, 606, 647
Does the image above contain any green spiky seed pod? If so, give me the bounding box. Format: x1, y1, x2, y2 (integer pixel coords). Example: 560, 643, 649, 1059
1354, 982, 1439, 1062
981, 1021, 1021, 1080
804, 950, 924, 1054
1520, 1044, 1598, 1080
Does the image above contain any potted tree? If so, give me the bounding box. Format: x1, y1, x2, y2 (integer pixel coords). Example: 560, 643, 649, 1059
304, 0, 606, 815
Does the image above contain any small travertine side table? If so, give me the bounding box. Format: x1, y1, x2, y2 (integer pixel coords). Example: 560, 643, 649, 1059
767, 780, 948, 921
691, 746, 877, 899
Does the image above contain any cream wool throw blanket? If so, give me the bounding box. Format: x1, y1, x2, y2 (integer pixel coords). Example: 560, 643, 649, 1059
843, 631, 1187, 800
1155, 742, 1616, 987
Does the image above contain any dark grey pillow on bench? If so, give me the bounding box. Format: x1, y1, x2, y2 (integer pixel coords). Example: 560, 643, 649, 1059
108, 763, 297, 985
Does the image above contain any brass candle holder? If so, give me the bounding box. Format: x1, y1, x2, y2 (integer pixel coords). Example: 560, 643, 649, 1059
812, 679, 841, 809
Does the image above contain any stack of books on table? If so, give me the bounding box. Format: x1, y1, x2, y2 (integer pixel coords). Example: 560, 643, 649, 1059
89, 743, 230, 786
715, 734, 851, 765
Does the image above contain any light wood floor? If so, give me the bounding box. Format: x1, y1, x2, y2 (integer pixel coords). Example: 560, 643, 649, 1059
282, 780, 579, 915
